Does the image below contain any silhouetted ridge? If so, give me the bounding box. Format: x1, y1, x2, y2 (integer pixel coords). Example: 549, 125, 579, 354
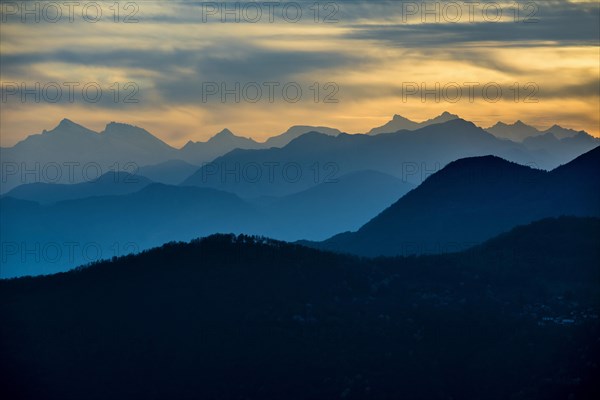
285, 131, 337, 146
2, 171, 153, 205
41, 118, 97, 138
56, 118, 80, 129
314, 147, 599, 257
424, 117, 478, 132
1, 217, 599, 399
552, 145, 600, 175
367, 111, 460, 134
214, 128, 235, 137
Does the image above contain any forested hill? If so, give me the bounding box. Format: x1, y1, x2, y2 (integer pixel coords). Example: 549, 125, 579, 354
1, 217, 599, 400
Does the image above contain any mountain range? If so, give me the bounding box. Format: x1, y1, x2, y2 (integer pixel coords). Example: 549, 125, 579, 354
486, 120, 585, 142
3, 171, 152, 205
2, 114, 599, 277
366, 111, 460, 134
0, 168, 414, 277
2, 145, 598, 278
1, 114, 597, 194
0, 121, 343, 193
306, 145, 600, 257
182, 118, 598, 197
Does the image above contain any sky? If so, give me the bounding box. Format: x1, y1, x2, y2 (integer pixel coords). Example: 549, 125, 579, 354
1, 0, 599, 147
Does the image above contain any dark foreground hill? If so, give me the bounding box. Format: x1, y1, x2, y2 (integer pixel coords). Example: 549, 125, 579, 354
1, 217, 599, 400
312, 146, 600, 257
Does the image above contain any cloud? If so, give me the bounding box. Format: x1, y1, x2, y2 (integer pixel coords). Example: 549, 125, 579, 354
0, 0, 598, 145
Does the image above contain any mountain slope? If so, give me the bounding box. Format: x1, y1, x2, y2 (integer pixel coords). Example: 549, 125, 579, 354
255, 170, 414, 240
522, 130, 599, 159
264, 125, 342, 148
138, 159, 199, 185
312, 146, 600, 257
100, 122, 175, 155
179, 128, 263, 164
0, 184, 262, 277
543, 124, 583, 140
485, 120, 541, 142
1, 217, 599, 400
0, 171, 413, 276
2, 171, 152, 204
367, 111, 459, 135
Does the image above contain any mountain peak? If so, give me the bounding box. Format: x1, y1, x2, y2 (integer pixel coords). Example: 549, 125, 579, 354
214, 128, 235, 138
284, 125, 341, 137
486, 119, 541, 142
443, 117, 476, 128
45, 118, 91, 135
97, 122, 173, 150
104, 121, 136, 131
286, 125, 309, 132
207, 128, 249, 143
58, 118, 76, 127
102, 122, 156, 139
53, 118, 85, 131
436, 111, 459, 118
426, 111, 460, 124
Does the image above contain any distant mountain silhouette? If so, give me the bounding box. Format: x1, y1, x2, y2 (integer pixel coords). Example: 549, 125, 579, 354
543, 124, 585, 140
101, 121, 175, 154
0, 122, 341, 193
254, 170, 414, 240
1, 217, 598, 399
0, 169, 414, 276
179, 128, 263, 165
522, 131, 561, 149
522, 131, 599, 163
485, 120, 541, 142
2, 116, 596, 194
486, 120, 587, 142
264, 125, 342, 147
137, 159, 199, 185
0, 184, 261, 277
182, 118, 597, 197
367, 111, 459, 135
0, 119, 177, 192
5, 147, 597, 277
309, 146, 600, 257
2, 171, 152, 204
